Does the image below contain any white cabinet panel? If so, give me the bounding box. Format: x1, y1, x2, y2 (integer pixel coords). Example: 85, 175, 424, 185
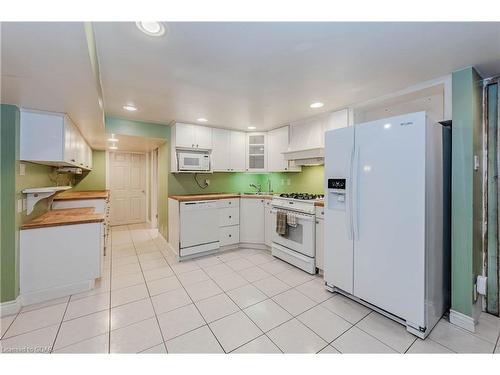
230, 131, 246, 172
220, 225, 239, 246
264, 200, 273, 247
219, 207, 239, 227
315, 217, 324, 271
246, 133, 267, 172
212, 128, 231, 171
267, 126, 300, 172
289, 115, 325, 151
195, 125, 213, 149
324, 109, 349, 134
240, 198, 265, 243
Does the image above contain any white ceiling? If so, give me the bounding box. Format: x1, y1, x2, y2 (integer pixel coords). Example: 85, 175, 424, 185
94, 22, 500, 131
1, 22, 106, 148
1, 22, 500, 149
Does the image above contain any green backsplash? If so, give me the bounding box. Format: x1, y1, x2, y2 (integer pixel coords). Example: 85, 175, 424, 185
168, 165, 325, 196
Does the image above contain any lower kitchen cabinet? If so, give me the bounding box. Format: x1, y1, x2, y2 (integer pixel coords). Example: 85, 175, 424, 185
315, 206, 324, 272
264, 200, 273, 247
220, 225, 240, 246
240, 198, 265, 244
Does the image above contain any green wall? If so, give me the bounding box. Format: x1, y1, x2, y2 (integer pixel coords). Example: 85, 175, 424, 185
1, 104, 20, 303
451, 67, 484, 318
74, 150, 106, 191
169, 166, 324, 196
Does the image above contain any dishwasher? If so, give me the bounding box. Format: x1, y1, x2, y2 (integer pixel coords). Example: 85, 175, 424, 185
179, 200, 220, 257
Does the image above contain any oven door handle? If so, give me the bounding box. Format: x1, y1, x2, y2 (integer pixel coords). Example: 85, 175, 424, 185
270, 208, 314, 221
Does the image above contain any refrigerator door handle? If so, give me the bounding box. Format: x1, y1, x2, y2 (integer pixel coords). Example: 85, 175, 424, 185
352, 146, 360, 241
345, 147, 354, 241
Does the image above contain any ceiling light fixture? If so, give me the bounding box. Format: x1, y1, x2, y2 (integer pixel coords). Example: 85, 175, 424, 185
197, 118, 208, 123
136, 22, 166, 37
123, 105, 137, 112
247, 126, 256, 130
107, 134, 119, 142
310, 102, 324, 109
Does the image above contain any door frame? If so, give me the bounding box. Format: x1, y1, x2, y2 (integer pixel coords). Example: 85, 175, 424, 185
150, 148, 159, 229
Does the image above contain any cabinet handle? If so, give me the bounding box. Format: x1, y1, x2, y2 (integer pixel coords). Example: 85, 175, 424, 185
229, 234, 232, 237
229, 215, 232, 219
196, 144, 199, 148
229, 202, 231, 205
192, 144, 194, 147
316, 221, 319, 224
71, 159, 75, 162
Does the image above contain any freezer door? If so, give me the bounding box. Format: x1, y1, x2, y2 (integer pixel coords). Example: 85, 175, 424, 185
353, 112, 426, 328
324, 126, 354, 294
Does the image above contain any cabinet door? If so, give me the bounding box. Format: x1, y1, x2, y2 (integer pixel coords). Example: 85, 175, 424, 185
315, 218, 324, 271
240, 199, 265, 243
230, 131, 246, 172
323, 109, 349, 146
194, 125, 213, 149
246, 133, 267, 172
175, 123, 196, 148
63, 117, 76, 164
212, 128, 231, 171
264, 200, 273, 247
267, 126, 290, 172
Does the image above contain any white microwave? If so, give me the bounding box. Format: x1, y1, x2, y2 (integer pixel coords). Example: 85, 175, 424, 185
177, 151, 211, 171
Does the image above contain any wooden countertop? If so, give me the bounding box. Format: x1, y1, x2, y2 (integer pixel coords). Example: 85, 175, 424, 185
53, 190, 109, 201
314, 200, 324, 207
168, 193, 274, 202
21, 208, 105, 230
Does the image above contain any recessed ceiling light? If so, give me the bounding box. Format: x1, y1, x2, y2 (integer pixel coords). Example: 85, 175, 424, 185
197, 118, 208, 123
310, 102, 324, 109
247, 126, 256, 130
136, 22, 166, 37
107, 134, 119, 142
123, 105, 137, 112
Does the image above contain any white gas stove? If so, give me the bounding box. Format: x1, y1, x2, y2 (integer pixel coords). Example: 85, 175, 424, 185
270, 193, 324, 274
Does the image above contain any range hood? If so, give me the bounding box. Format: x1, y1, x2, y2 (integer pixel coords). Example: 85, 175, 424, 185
282, 147, 324, 166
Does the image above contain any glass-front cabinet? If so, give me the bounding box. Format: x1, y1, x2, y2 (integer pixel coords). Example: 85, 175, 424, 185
246, 132, 267, 172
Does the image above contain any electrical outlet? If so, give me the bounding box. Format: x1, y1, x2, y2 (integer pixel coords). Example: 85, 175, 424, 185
287, 178, 291, 186
22, 198, 27, 211
19, 163, 26, 176
281, 179, 285, 185
205, 179, 210, 186
17, 199, 23, 213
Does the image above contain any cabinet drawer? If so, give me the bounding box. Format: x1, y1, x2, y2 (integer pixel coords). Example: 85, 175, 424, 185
219, 207, 239, 227
220, 225, 239, 246
216, 198, 239, 208
315, 206, 324, 219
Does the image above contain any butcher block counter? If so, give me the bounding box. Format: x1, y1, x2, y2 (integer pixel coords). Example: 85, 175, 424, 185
53, 190, 109, 201
169, 193, 274, 201
21, 207, 105, 230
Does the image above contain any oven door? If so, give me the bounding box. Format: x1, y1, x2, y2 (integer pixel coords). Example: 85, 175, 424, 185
271, 209, 315, 257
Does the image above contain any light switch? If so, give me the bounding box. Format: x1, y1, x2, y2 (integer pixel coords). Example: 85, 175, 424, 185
17, 199, 23, 213
19, 163, 26, 176
22, 198, 27, 211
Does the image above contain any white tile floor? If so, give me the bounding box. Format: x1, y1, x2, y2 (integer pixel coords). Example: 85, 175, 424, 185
2, 223, 500, 354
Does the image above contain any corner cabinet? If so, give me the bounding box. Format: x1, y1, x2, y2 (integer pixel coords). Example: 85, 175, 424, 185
240, 198, 265, 244
20, 109, 93, 170
246, 132, 267, 172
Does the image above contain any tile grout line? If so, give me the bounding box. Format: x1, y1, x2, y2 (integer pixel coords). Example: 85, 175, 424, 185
49, 293, 71, 353
130, 224, 168, 353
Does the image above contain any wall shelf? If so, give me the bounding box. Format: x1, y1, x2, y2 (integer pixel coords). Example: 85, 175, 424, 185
22, 186, 72, 215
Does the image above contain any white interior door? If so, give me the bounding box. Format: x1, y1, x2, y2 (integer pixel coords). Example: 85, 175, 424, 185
110, 152, 146, 226
353, 113, 426, 327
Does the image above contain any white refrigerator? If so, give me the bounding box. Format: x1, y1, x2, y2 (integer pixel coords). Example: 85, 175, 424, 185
324, 111, 450, 338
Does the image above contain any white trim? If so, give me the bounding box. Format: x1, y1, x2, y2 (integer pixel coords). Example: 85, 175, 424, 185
449, 309, 477, 333
20, 280, 95, 307
105, 150, 110, 189
0, 296, 22, 317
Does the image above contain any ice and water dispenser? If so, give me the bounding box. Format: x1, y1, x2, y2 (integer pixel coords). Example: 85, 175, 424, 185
327, 178, 347, 211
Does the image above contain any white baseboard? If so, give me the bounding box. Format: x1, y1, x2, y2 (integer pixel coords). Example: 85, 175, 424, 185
20, 280, 95, 307
0, 296, 22, 317
449, 309, 476, 333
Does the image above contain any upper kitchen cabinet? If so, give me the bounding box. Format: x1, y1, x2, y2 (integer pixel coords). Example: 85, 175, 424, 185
267, 126, 301, 172
172, 122, 213, 150
246, 132, 267, 172
212, 128, 246, 172
20, 109, 93, 170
